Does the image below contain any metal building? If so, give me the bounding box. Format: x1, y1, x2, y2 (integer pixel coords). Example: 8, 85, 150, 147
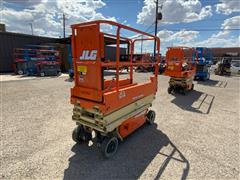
0, 32, 58, 72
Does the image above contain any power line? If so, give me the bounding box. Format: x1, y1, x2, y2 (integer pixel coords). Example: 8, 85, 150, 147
154, 28, 240, 32
144, 22, 155, 33
131, 22, 155, 39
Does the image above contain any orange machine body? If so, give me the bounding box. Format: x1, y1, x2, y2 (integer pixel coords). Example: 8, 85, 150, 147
164, 47, 196, 79
118, 110, 147, 138
70, 20, 160, 139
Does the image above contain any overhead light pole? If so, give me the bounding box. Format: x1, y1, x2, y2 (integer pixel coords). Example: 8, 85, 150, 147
29, 22, 33, 35
63, 13, 66, 38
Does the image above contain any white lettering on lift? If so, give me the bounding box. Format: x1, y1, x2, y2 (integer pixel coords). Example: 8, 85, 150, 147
80, 50, 97, 60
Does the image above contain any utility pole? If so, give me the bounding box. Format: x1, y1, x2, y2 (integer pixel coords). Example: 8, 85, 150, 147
29, 23, 33, 35
0, 0, 3, 23
153, 0, 162, 56
141, 35, 143, 54
63, 13, 66, 38
153, 0, 159, 57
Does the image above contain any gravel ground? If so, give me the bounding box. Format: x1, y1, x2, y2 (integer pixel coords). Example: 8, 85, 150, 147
0, 73, 68, 82
0, 73, 239, 180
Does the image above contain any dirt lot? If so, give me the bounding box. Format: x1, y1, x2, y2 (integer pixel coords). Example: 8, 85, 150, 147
0, 73, 239, 180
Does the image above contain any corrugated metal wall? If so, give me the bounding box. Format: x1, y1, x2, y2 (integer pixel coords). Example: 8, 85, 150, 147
105, 46, 127, 61
0, 32, 58, 72
210, 47, 240, 58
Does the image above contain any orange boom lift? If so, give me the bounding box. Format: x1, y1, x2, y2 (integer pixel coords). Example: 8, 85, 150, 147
164, 47, 196, 95
70, 20, 160, 158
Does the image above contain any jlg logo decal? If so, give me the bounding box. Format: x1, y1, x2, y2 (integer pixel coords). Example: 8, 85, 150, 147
80, 50, 97, 60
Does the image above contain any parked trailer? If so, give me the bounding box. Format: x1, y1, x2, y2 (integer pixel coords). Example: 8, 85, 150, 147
194, 47, 212, 81
70, 20, 160, 158
164, 47, 196, 95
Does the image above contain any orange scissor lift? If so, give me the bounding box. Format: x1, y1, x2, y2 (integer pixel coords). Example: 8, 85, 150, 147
70, 20, 160, 158
164, 47, 196, 95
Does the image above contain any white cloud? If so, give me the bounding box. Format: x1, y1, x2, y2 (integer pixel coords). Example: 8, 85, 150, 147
157, 30, 174, 42
197, 16, 240, 47
178, 30, 240, 48
221, 16, 240, 30
216, 0, 240, 15
137, 0, 212, 25
1, 0, 116, 37
157, 29, 199, 43
157, 28, 239, 54
193, 34, 240, 47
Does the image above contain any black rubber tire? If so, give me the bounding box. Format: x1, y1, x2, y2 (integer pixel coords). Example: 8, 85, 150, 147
146, 110, 156, 125
168, 86, 173, 94
101, 136, 118, 158
191, 84, 194, 90
57, 71, 62, 76
18, 70, 23, 75
40, 72, 45, 77
72, 126, 84, 143
207, 73, 210, 80
181, 88, 187, 95
69, 73, 74, 79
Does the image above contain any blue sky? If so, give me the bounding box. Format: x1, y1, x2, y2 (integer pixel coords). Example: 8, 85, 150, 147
1, 0, 239, 53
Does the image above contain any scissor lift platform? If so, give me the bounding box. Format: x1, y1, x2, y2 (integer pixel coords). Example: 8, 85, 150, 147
70, 20, 160, 158
164, 47, 196, 95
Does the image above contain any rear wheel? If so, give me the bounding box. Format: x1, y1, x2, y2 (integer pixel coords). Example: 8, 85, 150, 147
40, 72, 45, 77
181, 88, 187, 95
18, 70, 23, 75
191, 84, 194, 90
146, 110, 156, 125
168, 86, 173, 94
57, 71, 62, 76
101, 136, 118, 158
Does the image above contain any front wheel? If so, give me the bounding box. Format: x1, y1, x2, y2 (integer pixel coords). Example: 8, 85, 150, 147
146, 110, 156, 125
181, 88, 187, 95
207, 73, 210, 80
101, 136, 118, 158
72, 126, 84, 143
72, 126, 92, 143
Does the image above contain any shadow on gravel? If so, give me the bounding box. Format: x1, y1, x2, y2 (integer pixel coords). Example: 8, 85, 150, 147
63, 124, 189, 180
171, 90, 215, 114
64, 78, 74, 82
196, 79, 227, 88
